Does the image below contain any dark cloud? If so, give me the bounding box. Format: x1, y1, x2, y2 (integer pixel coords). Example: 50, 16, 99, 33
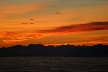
56, 12, 61, 14
21, 23, 29, 24
30, 19, 34, 20
38, 21, 108, 33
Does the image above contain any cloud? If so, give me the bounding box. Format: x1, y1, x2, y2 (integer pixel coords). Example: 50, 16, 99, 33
3, 34, 43, 43
57, 37, 108, 46
0, 31, 19, 38
21, 23, 34, 24
45, 38, 108, 46
2, 21, 108, 43
38, 21, 108, 33
73, 39, 108, 45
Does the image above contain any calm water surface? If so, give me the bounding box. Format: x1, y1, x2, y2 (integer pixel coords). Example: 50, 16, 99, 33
0, 57, 108, 72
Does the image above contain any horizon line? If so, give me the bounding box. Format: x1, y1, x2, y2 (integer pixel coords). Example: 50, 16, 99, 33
1, 43, 108, 48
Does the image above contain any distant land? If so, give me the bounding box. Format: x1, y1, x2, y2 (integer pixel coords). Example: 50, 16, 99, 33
0, 44, 108, 57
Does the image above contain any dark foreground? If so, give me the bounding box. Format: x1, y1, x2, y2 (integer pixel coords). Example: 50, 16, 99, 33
0, 57, 108, 72
0, 44, 108, 57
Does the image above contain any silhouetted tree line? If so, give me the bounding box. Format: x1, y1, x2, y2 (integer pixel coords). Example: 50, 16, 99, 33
0, 44, 108, 57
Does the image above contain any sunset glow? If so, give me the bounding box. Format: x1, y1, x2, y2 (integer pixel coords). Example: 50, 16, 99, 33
0, 0, 108, 47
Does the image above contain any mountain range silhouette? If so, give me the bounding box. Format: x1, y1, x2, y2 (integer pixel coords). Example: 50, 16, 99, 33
0, 44, 108, 57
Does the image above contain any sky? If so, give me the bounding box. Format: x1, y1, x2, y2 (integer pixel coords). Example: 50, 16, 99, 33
0, 0, 108, 47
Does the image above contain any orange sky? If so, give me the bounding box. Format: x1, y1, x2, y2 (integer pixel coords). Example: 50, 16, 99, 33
0, 0, 108, 47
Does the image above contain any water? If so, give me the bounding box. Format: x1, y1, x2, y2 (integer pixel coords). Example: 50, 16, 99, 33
0, 57, 108, 72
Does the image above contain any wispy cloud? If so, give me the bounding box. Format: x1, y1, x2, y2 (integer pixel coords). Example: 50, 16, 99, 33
3, 34, 43, 43
0, 31, 19, 38
38, 21, 108, 33
1, 21, 108, 43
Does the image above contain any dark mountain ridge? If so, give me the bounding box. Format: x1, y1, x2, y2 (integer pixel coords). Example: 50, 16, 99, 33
0, 44, 108, 57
